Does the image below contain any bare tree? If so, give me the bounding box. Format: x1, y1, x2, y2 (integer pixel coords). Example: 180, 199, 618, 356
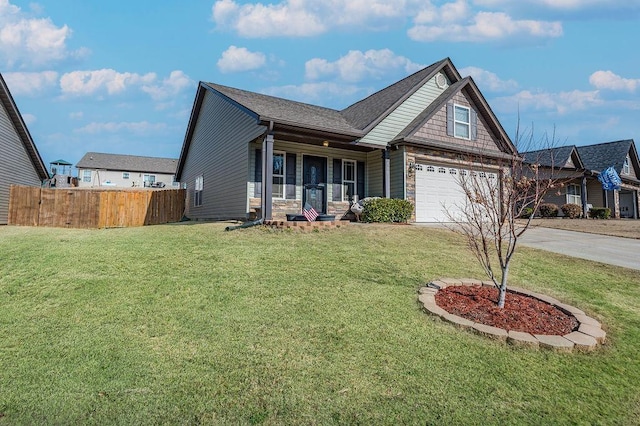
446, 125, 568, 308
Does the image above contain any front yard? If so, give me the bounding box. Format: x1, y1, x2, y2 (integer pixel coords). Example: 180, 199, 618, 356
1, 223, 639, 424
529, 218, 640, 239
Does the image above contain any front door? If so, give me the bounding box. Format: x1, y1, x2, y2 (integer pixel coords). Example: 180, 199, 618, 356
303, 156, 327, 214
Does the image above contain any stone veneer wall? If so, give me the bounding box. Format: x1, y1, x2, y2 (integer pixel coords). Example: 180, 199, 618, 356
248, 197, 352, 220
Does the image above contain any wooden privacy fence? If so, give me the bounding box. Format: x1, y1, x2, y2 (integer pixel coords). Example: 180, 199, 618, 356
8, 185, 185, 228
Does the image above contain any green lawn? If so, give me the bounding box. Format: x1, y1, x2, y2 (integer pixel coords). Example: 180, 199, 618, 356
1, 223, 639, 425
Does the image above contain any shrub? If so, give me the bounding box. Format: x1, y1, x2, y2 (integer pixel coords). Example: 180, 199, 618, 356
588, 207, 611, 219
539, 203, 559, 218
560, 203, 582, 219
519, 207, 534, 219
361, 198, 413, 223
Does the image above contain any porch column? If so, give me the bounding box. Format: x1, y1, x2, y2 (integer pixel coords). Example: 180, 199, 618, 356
262, 134, 274, 220
613, 189, 620, 219
383, 149, 390, 198
581, 176, 588, 218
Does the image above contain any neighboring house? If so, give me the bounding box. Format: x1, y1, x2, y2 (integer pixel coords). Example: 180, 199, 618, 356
522, 145, 586, 214
523, 140, 640, 218
0, 73, 48, 225
176, 57, 516, 222
76, 152, 179, 188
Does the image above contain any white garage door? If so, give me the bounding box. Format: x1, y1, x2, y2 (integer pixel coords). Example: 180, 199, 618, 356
414, 164, 496, 222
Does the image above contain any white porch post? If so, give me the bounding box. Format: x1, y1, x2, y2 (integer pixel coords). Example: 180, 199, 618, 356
262, 134, 274, 220
383, 149, 390, 198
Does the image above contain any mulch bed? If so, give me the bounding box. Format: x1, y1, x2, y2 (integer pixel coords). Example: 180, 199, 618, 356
435, 286, 579, 335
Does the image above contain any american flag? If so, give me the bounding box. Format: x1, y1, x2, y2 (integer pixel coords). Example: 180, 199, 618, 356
303, 202, 319, 222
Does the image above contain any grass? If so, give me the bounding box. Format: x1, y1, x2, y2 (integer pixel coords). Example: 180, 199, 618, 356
1, 222, 639, 425
528, 218, 640, 239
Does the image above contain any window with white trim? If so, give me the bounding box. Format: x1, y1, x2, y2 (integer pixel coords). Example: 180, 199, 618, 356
566, 184, 581, 205
454, 104, 471, 139
623, 155, 631, 175
342, 160, 356, 201
194, 175, 203, 207
144, 174, 156, 187
272, 152, 285, 199
122, 172, 130, 179
82, 170, 91, 182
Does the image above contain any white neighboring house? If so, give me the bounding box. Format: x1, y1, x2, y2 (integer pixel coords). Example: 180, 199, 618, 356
76, 152, 179, 188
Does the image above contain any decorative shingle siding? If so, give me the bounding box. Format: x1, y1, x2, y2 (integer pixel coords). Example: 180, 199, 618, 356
415, 91, 503, 154
181, 89, 265, 220
358, 75, 446, 147
0, 101, 42, 224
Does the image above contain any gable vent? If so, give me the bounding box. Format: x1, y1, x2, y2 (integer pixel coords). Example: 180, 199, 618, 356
435, 73, 447, 89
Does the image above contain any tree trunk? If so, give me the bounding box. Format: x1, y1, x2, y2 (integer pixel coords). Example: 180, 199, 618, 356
498, 264, 509, 308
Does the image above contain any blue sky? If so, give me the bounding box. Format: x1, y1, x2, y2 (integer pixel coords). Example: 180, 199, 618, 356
2, 0, 640, 169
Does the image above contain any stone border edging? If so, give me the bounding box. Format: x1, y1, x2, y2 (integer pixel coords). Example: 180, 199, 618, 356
418, 278, 605, 352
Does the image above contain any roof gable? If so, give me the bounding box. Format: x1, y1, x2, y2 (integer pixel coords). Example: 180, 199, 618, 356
576, 139, 636, 174
522, 145, 584, 169
76, 152, 178, 174
393, 77, 516, 156
340, 58, 460, 132
0, 73, 48, 180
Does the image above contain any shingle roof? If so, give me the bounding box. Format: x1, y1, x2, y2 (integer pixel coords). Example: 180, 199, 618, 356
76, 152, 178, 174
205, 83, 362, 136
340, 59, 449, 130
0, 73, 48, 180
576, 140, 633, 173
522, 145, 581, 168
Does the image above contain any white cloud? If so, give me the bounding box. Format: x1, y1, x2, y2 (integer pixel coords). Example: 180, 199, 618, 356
261, 82, 362, 104
69, 111, 83, 120
211, 0, 423, 37
493, 89, 602, 115
141, 70, 194, 100
2, 71, 58, 95
217, 46, 267, 73
22, 113, 36, 125
60, 69, 157, 97
409, 9, 562, 43
0, 0, 88, 68
74, 121, 168, 135
589, 70, 639, 92
459, 66, 518, 92
305, 49, 425, 83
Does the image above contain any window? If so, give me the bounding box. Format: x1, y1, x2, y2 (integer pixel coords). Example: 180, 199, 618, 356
567, 184, 581, 205
82, 170, 91, 182
144, 174, 156, 187
194, 175, 203, 207
454, 104, 470, 139
342, 160, 356, 201
623, 155, 631, 175
272, 152, 285, 198
122, 172, 130, 179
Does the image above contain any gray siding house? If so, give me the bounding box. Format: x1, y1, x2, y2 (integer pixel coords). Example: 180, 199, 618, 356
0, 73, 48, 224
523, 140, 640, 218
176, 58, 516, 222
76, 152, 179, 189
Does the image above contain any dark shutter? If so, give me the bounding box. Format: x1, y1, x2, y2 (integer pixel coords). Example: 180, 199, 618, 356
332, 158, 342, 201
357, 161, 365, 201
446, 102, 454, 136
286, 153, 296, 199
254, 148, 262, 197
470, 109, 478, 140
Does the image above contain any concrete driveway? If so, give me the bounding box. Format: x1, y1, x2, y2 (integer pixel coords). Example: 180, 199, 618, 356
520, 227, 640, 271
